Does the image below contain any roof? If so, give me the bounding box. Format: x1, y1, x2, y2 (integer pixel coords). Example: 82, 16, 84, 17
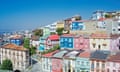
79, 51, 90, 58
31, 35, 39, 41
61, 34, 75, 37
53, 49, 69, 58
90, 50, 110, 61
43, 50, 59, 57
63, 50, 84, 58
1, 43, 28, 51
9, 35, 23, 39
98, 18, 107, 21
48, 34, 59, 41
110, 34, 120, 39
90, 33, 110, 39
107, 52, 120, 62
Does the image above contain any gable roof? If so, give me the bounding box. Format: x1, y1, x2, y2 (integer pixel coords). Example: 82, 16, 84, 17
1, 43, 28, 51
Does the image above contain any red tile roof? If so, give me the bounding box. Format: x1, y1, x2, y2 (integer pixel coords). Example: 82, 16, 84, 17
79, 51, 90, 58
98, 18, 106, 21
43, 50, 59, 57
107, 53, 120, 62
48, 34, 59, 41
10, 35, 23, 39
91, 33, 109, 38
2, 43, 28, 51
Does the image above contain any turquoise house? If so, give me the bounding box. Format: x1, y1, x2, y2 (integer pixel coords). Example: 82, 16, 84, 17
75, 51, 90, 72
38, 27, 50, 51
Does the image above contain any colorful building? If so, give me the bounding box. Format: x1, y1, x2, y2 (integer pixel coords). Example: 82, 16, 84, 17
70, 21, 85, 31
38, 27, 50, 51
60, 34, 74, 49
42, 50, 59, 72
90, 33, 110, 51
9, 35, 23, 46
74, 34, 90, 50
46, 34, 59, 49
63, 50, 83, 72
56, 21, 64, 29
90, 50, 110, 72
52, 50, 69, 72
110, 34, 120, 53
106, 52, 120, 72
75, 51, 90, 72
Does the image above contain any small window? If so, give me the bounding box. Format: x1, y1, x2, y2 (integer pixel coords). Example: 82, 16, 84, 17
118, 29, 120, 31
98, 45, 101, 50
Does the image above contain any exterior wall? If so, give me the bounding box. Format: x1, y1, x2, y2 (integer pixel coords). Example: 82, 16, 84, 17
60, 37, 73, 49
46, 39, 59, 49
106, 62, 120, 72
110, 37, 120, 52
90, 38, 110, 51
75, 57, 90, 72
10, 39, 23, 46
56, 22, 64, 29
74, 36, 89, 50
90, 60, 106, 72
70, 22, 85, 31
0, 48, 29, 71
42, 57, 52, 72
52, 58, 63, 72
63, 59, 75, 72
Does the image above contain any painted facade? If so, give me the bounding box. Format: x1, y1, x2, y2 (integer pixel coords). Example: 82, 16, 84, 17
110, 34, 120, 53
52, 58, 63, 72
90, 33, 110, 51
74, 35, 90, 50
9, 35, 23, 46
90, 50, 110, 72
60, 34, 74, 49
106, 53, 120, 72
46, 34, 59, 49
75, 51, 90, 72
70, 21, 85, 31
56, 21, 64, 29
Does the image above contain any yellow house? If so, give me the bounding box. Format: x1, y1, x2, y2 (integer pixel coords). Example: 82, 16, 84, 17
56, 21, 64, 29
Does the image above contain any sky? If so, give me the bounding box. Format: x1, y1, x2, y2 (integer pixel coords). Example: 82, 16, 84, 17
0, 0, 120, 32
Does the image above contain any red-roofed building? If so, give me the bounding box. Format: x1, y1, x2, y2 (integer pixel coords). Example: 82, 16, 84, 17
106, 53, 120, 72
46, 34, 59, 49
41, 50, 59, 72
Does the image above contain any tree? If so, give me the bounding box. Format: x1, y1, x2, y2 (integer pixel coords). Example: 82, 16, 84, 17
56, 28, 64, 35
23, 38, 30, 49
33, 29, 43, 37
30, 46, 36, 55
1, 59, 13, 70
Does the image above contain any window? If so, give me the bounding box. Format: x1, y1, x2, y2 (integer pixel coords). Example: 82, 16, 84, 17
102, 63, 105, 68
118, 29, 120, 31
69, 38, 72, 42
93, 43, 96, 48
113, 63, 116, 67
107, 69, 109, 72
96, 62, 99, 68
98, 45, 101, 50
113, 70, 116, 72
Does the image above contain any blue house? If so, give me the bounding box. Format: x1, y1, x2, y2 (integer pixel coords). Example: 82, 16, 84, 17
71, 21, 85, 30
10, 35, 23, 46
60, 34, 74, 49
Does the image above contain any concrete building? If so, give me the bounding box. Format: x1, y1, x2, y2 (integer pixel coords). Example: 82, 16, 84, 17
0, 43, 30, 71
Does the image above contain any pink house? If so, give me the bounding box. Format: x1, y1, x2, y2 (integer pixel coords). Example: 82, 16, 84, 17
110, 34, 120, 52
52, 58, 63, 72
46, 34, 59, 49
74, 35, 90, 50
